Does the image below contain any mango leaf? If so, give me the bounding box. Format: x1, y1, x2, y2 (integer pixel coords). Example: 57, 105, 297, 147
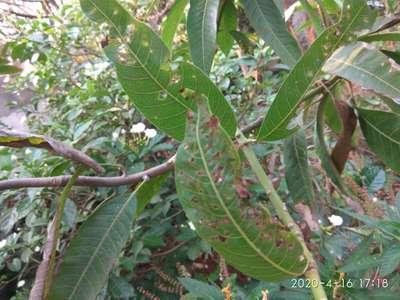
324, 43, 400, 100
161, 0, 188, 49
175, 103, 307, 282
217, 0, 237, 56
49, 178, 162, 300
359, 32, 400, 42
80, 0, 236, 140
358, 108, 400, 173
257, 0, 377, 141
179, 278, 224, 300
0, 64, 22, 74
187, 0, 220, 74
0, 129, 103, 173
381, 49, 400, 64
346, 289, 400, 300
315, 100, 348, 193
283, 130, 315, 204
240, 0, 301, 68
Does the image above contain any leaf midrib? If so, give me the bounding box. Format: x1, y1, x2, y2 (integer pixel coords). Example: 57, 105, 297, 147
195, 110, 300, 277
260, 4, 368, 140
87, 0, 191, 111
67, 193, 135, 299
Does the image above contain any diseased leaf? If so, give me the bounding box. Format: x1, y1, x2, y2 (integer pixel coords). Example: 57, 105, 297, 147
324, 43, 400, 100
161, 0, 188, 49
49, 179, 160, 300
81, 0, 236, 140
358, 108, 400, 173
257, 0, 376, 141
0, 129, 103, 173
175, 103, 307, 282
240, 0, 301, 68
217, 0, 237, 56
187, 0, 220, 74
284, 130, 314, 204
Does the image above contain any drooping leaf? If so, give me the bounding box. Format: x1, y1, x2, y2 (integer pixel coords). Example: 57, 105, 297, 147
240, 0, 301, 68
187, 0, 220, 74
161, 0, 189, 49
358, 108, 400, 173
179, 278, 224, 300
80, 0, 236, 140
49, 179, 160, 300
283, 130, 314, 204
0, 64, 22, 74
324, 43, 400, 100
217, 0, 237, 56
324, 96, 343, 134
175, 103, 307, 282
0, 129, 103, 173
257, 0, 377, 141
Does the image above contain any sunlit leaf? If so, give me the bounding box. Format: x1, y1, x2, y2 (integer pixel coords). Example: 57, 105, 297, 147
161, 0, 188, 49
324, 43, 400, 100
175, 103, 307, 282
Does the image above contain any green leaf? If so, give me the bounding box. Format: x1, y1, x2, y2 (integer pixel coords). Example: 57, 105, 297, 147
324, 43, 400, 100
175, 103, 307, 282
283, 130, 314, 204
187, 0, 220, 74
381, 49, 400, 65
358, 108, 400, 173
178, 278, 224, 300
49, 181, 157, 300
359, 32, 400, 42
257, 0, 376, 141
80, 0, 236, 140
324, 96, 343, 134
346, 289, 400, 300
217, 0, 237, 56
161, 0, 189, 49
0, 64, 22, 74
315, 100, 348, 193
240, 0, 301, 68
380, 245, 400, 276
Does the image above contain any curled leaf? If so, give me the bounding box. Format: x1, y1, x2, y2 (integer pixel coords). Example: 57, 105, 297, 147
0, 129, 104, 173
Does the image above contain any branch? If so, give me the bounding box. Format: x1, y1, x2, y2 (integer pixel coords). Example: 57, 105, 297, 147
0, 117, 262, 191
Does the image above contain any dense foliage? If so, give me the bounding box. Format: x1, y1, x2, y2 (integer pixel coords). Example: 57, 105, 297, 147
0, 0, 400, 299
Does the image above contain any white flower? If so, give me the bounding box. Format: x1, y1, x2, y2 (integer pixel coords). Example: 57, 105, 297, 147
34, 246, 41, 252
17, 280, 25, 288
328, 215, 343, 226
0, 239, 6, 249
112, 131, 119, 140
188, 222, 196, 231
130, 122, 146, 133
372, 197, 378, 202
121, 129, 126, 134
25, 149, 32, 155
11, 154, 18, 161
144, 128, 157, 138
